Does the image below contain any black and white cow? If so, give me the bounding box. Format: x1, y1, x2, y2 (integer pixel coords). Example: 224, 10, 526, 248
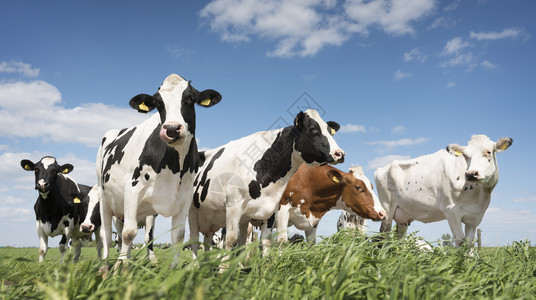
188, 109, 344, 259
20, 156, 102, 262
96, 74, 222, 264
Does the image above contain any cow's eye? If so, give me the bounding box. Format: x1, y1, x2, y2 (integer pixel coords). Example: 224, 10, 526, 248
309, 128, 319, 135
355, 186, 362, 191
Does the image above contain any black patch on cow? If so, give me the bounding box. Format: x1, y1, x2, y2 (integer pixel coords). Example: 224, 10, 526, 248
248, 180, 261, 199
118, 128, 128, 136
193, 148, 225, 208
63, 221, 70, 227
88, 201, 101, 230
101, 137, 107, 146
267, 213, 276, 229
180, 138, 201, 178
60, 235, 68, 246
132, 124, 181, 183
181, 84, 199, 135
293, 113, 335, 165
200, 179, 210, 204
101, 127, 137, 186
145, 174, 150, 181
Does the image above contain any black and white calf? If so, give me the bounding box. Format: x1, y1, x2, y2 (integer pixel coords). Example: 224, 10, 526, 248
20, 156, 102, 262
189, 109, 344, 258
97, 74, 222, 263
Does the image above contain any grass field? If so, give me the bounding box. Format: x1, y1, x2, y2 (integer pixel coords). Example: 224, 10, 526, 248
1, 231, 535, 299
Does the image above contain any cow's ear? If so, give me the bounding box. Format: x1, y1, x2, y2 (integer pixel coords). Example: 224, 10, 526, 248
60, 164, 74, 174
327, 121, 340, 136
446, 144, 465, 157
21, 160, 35, 171
196, 89, 222, 107
495, 137, 513, 152
294, 111, 306, 127
129, 94, 156, 113
327, 169, 344, 184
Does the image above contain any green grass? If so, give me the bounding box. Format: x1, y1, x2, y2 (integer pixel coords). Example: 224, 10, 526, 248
1, 232, 535, 299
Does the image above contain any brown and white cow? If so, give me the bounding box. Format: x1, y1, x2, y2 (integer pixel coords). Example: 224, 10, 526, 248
264, 164, 386, 245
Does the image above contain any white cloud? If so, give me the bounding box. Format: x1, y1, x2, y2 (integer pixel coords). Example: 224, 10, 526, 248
480, 60, 498, 69
514, 196, 536, 203
0, 207, 33, 222
367, 154, 411, 170
391, 126, 406, 134
470, 28, 522, 41
442, 37, 469, 55
404, 48, 427, 63
0, 60, 39, 77
483, 207, 536, 226
445, 82, 456, 88
443, 0, 461, 11
200, 0, 436, 57
339, 124, 366, 133
367, 137, 428, 148
427, 16, 457, 30
0, 80, 147, 147
0, 196, 26, 205
394, 70, 412, 81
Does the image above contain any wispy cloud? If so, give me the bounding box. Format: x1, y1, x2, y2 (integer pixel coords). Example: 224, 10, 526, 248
445, 82, 456, 88
394, 70, 412, 81
200, 0, 436, 57
391, 126, 406, 134
470, 28, 522, 41
480, 60, 498, 69
442, 37, 470, 55
339, 124, 366, 133
0, 61, 39, 77
514, 196, 536, 203
404, 48, 427, 63
367, 137, 428, 148
367, 155, 411, 170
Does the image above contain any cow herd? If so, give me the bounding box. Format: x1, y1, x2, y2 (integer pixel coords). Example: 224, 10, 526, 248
20, 74, 513, 265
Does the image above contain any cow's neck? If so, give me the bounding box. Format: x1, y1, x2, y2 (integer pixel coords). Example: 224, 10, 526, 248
253, 127, 301, 188
309, 193, 343, 219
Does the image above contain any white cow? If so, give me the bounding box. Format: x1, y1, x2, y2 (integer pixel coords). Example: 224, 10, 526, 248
375, 135, 512, 250
189, 109, 345, 259
96, 74, 222, 265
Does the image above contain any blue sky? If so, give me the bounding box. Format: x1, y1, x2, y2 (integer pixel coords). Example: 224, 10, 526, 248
1, 0, 535, 247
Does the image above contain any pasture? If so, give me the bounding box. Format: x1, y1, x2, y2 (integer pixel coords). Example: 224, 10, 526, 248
1, 231, 535, 299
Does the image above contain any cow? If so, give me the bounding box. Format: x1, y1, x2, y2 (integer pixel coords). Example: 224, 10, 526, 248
96, 74, 222, 265
79, 194, 158, 263
374, 135, 512, 251
188, 109, 345, 260
264, 164, 385, 246
20, 156, 102, 262
337, 211, 367, 233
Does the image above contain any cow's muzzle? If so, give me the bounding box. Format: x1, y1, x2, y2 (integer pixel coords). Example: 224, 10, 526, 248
465, 170, 479, 182
160, 123, 183, 144
36, 180, 49, 193
331, 150, 345, 164
80, 223, 95, 234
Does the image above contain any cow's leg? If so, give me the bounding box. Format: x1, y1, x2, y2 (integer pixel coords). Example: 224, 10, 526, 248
259, 222, 272, 257
395, 222, 409, 239
275, 209, 290, 244
72, 237, 82, 263
445, 214, 465, 247
145, 215, 157, 264
305, 226, 318, 244
119, 211, 138, 261
464, 223, 478, 256
36, 222, 48, 262
59, 234, 68, 263
188, 206, 201, 260
237, 221, 250, 246
99, 198, 114, 260
94, 229, 103, 259
113, 217, 124, 252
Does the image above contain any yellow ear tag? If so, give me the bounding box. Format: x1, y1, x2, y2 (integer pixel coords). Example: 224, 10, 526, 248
200, 99, 211, 106
330, 128, 336, 136
63, 168, 70, 174
138, 102, 149, 112
454, 151, 463, 157
73, 197, 81, 204
24, 164, 31, 170
332, 176, 339, 183
500, 143, 508, 151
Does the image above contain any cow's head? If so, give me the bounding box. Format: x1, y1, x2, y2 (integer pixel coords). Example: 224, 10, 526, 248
129, 74, 222, 146
80, 186, 100, 234
294, 109, 345, 165
21, 156, 73, 198
447, 135, 512, 186
329, 166, 386, 221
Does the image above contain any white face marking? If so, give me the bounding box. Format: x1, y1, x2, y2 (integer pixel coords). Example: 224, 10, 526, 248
289, 192, 294, 196
160, 74, 190, 127
41, 157, 56, 169
300, 199, 305, 204
463, 135, 498, 184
